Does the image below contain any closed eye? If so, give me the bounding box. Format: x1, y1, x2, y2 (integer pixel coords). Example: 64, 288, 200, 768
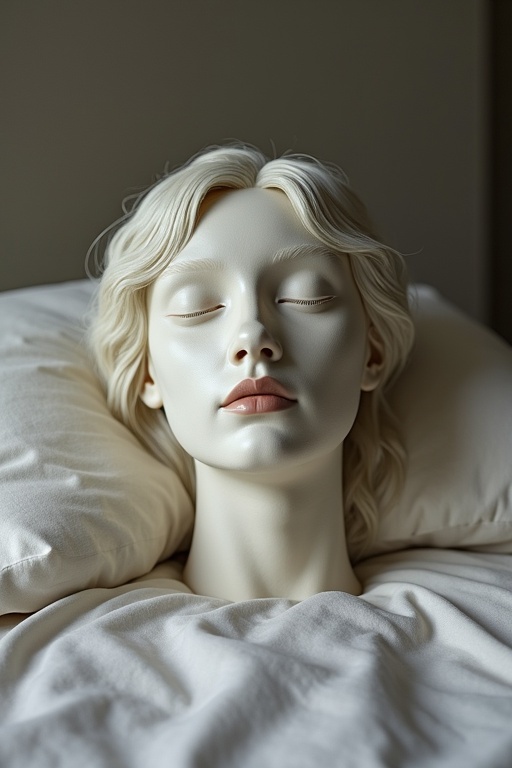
277, 296, 335, 306
167, 304, 225, 318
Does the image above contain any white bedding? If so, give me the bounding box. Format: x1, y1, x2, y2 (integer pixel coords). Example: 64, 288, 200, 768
1, 549, 512, 768
1, 280, 512, 766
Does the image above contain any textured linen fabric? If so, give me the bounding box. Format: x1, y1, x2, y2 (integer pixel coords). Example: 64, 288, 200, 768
0, 550, 512, 767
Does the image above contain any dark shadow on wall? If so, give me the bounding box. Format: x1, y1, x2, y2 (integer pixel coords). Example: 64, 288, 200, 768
490, 0, 512, 344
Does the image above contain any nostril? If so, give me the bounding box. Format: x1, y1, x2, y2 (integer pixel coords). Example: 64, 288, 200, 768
234, 347, 273, 361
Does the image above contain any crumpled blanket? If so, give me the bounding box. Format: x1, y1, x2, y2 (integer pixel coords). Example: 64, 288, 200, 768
1, 549, 512, 768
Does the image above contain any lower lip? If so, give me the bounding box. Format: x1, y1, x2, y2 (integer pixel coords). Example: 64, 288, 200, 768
222, 395, 296, 414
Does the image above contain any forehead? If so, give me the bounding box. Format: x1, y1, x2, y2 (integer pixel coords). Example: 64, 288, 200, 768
167, 188, 324, 270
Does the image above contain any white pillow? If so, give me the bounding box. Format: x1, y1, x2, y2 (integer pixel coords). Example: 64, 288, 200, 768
377, 285, 512, 555
1, 280, 511, 613
0, 281, 194, 614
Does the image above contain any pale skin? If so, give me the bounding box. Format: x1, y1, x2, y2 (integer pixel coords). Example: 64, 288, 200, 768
141, 188, 384, 601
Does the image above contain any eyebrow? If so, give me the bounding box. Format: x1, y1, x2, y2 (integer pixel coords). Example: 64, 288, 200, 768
162, 244, 340, 277
272, 244, 341, 264
162, 257, 226, 276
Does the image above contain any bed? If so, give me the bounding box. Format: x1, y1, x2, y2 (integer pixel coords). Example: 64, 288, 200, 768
1, 279, 512, 767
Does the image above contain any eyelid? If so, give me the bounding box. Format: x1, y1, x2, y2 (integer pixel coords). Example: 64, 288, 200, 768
166, 303, 225, 319
277, 296, 336, 306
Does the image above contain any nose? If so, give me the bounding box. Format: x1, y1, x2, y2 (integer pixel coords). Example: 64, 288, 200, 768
228, 319, 283, 364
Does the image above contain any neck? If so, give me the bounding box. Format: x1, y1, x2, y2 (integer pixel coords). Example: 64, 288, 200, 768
183, 446, 360, 601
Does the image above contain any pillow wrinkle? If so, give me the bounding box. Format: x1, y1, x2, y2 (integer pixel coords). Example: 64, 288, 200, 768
0, 281, 194, 614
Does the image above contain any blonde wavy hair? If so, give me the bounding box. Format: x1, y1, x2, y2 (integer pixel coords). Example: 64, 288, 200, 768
88, 144, 414, 561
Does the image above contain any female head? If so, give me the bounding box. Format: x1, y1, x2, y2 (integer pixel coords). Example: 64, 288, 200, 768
89, 144, 414, 559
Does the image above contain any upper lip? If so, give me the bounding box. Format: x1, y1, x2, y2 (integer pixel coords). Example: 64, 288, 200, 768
221, 377, 296, 407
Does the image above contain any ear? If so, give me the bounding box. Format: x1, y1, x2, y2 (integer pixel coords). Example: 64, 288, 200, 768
140, 358, 164, 409
361, 325, 385, 392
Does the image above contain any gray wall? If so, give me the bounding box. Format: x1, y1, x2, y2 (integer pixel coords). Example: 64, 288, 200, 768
1, 0, 492, 323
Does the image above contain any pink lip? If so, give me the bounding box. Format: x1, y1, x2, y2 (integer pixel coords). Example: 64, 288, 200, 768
221, 377, 296, 414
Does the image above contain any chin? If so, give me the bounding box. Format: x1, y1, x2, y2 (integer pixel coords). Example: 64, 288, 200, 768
194, 427, 338, 475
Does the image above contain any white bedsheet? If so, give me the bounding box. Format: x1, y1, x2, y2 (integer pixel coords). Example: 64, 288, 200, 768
1, 549, 512, 767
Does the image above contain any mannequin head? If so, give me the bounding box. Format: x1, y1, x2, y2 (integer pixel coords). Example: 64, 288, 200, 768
90, 145, 414, 558
140, 187, 383, 476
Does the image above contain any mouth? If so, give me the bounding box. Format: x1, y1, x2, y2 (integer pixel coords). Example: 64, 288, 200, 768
221, 377, 297, 415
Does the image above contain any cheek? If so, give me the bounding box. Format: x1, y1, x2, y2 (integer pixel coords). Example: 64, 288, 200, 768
289, 310, 368, 443
148, 340, 210, 455
284, 309, 368, 388
148, 326, 220, 416
332, 316, 368, 379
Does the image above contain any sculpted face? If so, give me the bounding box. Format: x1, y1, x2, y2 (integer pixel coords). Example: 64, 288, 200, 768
142, 188, 382, 472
